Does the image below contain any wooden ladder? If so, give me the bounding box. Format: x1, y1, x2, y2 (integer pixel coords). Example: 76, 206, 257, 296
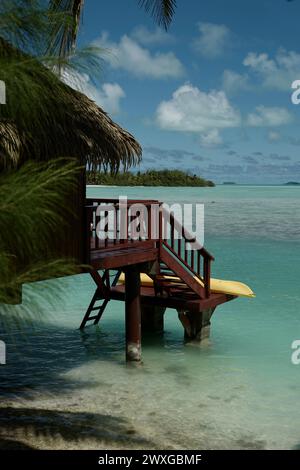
79, 269, 121, 329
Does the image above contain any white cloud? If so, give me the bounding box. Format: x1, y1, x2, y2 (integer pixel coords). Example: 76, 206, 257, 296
95, 32, 184, 79
193, 22, 231, 58
96, 83, 125, 114
243, 49, 300, 90
222, 69, 250, 94
247, 106, 293, 127
200, 129, 223, 147
131, 25, 174, 45
156, 83, 241, 146
62, 71, 125, 114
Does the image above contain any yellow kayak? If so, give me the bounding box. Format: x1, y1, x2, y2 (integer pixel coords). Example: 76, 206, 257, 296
118, 272, 255, 299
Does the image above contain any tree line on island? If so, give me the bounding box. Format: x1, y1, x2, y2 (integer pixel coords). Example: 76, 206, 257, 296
87, 169, 215, 187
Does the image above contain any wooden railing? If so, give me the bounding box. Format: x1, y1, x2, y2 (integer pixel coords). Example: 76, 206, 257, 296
84, 198, 161, 262
84, 198, 214, 298
161, 208, 214, 298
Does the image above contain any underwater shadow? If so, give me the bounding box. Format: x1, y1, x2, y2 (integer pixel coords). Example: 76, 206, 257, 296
0, 319, 127, 398
0, 406, 153, 449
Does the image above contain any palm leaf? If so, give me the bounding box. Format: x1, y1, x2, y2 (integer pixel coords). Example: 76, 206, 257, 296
47, 0, 84, 58
46, 0, 177, 60
0, 159, 82, 314
138, 0, 177, 30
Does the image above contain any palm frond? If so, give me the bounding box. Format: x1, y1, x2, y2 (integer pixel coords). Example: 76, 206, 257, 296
46, 0, 177, 60
0, 159, 81, 310
0, 0, 46, 52
0, 159, 81, 262
138, 0, 177, 30
47, 0, 84, 59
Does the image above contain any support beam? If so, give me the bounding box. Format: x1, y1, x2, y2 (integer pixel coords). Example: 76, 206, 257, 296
141, 305, 166, 334
177, 308, 215, 344
125, 266, 142, 362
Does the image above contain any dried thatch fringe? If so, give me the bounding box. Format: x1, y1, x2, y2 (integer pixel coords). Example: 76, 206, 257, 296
0, 37, 142, 171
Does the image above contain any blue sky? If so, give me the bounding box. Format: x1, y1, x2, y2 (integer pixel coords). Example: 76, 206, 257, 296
71, 0, 300, 183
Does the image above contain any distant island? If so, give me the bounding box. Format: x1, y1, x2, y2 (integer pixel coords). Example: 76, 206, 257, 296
285, 181, 300, 186
223, 182, 236, 185
87, 170, 215, 187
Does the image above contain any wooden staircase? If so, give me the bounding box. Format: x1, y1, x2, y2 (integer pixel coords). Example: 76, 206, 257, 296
154, 263, 201, 300
155, 208, 214, 300
80, 199, 234, 330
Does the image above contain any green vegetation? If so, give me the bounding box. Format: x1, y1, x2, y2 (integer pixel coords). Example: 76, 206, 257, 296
0, 0, 178, 318
0, 160, 81, 320
87, 169, 215, 187
0, 2, 83, 315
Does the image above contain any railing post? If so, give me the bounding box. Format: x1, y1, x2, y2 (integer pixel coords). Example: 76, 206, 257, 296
158, 204, 163, 256
85, 206, 93, 264
114, 206, 118, 245
95, 204, 100, 249
204, 257, 211, 298
119, 198, 127, 244
191, 250, 194, 271
104, 210, 108, 248
148, 205, 152, 242
197, 251, 201, 277
170, 215, 174, 249
177, 237, 181, 258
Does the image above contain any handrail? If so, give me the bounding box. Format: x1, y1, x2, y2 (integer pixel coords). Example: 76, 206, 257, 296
163, 209, 214, 260
161, 208, 213, 298
86, 197, 160, 206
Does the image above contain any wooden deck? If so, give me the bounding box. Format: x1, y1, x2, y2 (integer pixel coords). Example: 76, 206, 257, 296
90, 243, 158, 270
110, 284, 236, 313
81, 197, 238, 361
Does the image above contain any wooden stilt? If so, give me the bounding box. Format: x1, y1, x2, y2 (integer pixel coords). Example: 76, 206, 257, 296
141, 305, 166, 334
125, 266, 142, 362
178, 308, 215, 343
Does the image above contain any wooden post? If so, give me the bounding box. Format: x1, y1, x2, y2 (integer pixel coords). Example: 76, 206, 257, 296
141, 305, 166, 334
177, 308, 215, 344
125, 265, 142, 362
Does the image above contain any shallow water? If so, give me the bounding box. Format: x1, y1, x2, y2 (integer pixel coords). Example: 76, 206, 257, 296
0, 185, 300, 450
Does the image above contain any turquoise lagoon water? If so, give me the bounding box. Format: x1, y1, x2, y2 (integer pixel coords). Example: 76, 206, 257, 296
0, 185, 300, 449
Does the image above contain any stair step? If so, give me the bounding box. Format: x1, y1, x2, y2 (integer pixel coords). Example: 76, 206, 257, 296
160, 283, 190, 290
157, 279, 187, 286
156, 274, 186, 285
169, 291, 199, 298
159, 283, 187, 289
168, 287, 195, 293
156, 276, 184, 283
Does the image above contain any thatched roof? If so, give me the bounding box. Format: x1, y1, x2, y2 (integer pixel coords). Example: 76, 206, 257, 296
0, 37, 142, 172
